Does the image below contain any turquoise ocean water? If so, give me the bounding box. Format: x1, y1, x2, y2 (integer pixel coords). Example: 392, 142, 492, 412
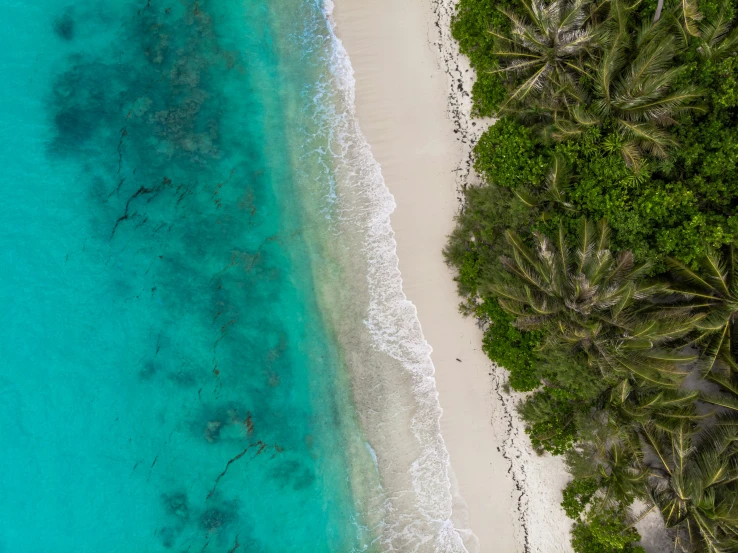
0, 0, 383, 551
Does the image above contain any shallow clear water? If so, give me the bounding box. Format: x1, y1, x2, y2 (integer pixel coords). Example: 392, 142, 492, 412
0, 1, 376, 551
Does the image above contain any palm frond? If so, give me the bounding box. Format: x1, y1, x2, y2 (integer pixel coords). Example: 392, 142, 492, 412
621, 141, 643, 170
700, 325, 732, 375
618, 120, 676, 150
681, 0, 703, 37
513, 187, 540, 208
702, 246, 731, 297
668, 257, 716, 293
700, 392, 738, 412
501, 64, 551, 107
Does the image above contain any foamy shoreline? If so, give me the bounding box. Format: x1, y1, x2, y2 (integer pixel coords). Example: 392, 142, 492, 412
331, 0, 575, 551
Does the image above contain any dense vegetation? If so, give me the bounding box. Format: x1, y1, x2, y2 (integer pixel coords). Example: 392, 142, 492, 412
446, 0, 738, 550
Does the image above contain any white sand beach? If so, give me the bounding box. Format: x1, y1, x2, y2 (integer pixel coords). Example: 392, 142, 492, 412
332, 0, 575, 551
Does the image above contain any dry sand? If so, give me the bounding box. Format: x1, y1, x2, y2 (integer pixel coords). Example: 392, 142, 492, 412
331, 0, 574, 551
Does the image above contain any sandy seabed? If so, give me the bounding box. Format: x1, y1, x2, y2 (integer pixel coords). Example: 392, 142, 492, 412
331, 0, 576, 552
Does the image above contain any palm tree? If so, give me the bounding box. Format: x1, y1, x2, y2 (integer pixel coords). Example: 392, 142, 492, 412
560, 2, 705, 168
642, 418, 738, 552
493, 219, 697, 386
490, 0, 598, 112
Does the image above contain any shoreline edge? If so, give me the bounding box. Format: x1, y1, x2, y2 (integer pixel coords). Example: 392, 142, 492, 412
331, 0, 575, 551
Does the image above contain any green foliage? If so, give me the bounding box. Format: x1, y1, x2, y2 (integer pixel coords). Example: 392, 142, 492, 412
469, 118, 738, 270
444, 181, 536, 299
451, 0, 514, 115
473, 117, 547, 188
537, 351, 607, 402
571, 511, 646, 553
447, 1, 738, 550
444, 184, 543, 392
494, 220, 694, 388
561, 477, 599, 519
451, 0, 509, 57
452, 241, 483, 298
476, 298, 541, 391
552, 127, 733, 270
490, 0, 598, 113
469, 72, 509, 117
519, 388, 580, 455
454, 0, 738, 265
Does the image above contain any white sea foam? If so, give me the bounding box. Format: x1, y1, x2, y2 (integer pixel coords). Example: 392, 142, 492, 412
364, 441, 380, 474
298, 1, 475, 550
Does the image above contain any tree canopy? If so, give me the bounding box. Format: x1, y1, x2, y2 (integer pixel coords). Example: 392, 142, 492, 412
446, 0, 738, 550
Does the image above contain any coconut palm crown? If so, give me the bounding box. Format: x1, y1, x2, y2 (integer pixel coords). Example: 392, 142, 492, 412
492, 219, 697, 386
559, 1, 705, 168
491, 0, 597, 111
567, 421, 648, 509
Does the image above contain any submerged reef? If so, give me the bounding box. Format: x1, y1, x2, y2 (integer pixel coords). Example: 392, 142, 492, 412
52, 9, 75, 41
44, 2, 296, 550
33, 0, 362, 549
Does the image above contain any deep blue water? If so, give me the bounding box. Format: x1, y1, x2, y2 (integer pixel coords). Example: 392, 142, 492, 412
0, 0, 373, 551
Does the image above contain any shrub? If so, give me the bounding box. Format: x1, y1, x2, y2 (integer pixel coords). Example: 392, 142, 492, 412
561, 478, 598, 519
473, 117, 547, 188
477, 298, 541, 391
519, 388, 579, 455
451, 0, 516, 114
571, 511, 645, 553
